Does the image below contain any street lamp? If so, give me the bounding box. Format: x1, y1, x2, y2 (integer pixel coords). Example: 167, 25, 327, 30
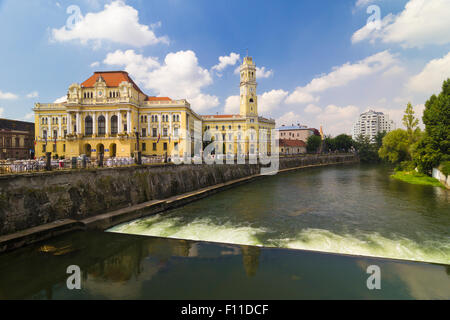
134, 127, 142, 165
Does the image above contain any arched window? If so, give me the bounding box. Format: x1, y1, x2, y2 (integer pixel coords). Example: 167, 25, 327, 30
85, 116, 93, 135
111, 115, 118, 134
249, 98, 254, 103
98, 115, 106, 135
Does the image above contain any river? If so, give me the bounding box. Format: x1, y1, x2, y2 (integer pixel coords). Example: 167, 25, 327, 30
110, 164, 450, 265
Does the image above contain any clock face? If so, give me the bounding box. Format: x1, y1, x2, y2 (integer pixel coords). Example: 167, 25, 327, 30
98, 91, 103, 97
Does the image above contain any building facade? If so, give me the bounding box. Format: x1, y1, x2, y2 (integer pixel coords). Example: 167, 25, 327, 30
276, 124, 315, 142
34, 56, 275, 159
0, 119, 34, 160
201, 57, 275, 156
351, 110, 396, 142
279, 139, 307, 155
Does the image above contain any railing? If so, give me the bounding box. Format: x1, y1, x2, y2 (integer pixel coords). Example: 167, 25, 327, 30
0, 156, 166, 175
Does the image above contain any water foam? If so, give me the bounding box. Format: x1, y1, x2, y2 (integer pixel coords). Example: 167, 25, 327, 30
110, 216, 450, 265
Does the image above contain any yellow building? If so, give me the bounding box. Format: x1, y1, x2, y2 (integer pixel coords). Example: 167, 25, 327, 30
34, 56, 275, 160
201, 56, 275, 156
34, 71, 202, 159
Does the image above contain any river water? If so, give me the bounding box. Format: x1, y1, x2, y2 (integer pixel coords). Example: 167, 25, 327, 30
110, 164, 450, 265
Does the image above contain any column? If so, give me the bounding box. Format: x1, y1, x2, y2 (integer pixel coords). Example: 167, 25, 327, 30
147, 113, 151, 138
93, 112, 96, 136
58, 115, 62, 139
76, 112, 80, 135
105, 112, 109, 136
48, 117, 51, 139
169, 113, 173, 137
158, 114, 162, 135
68, 113, 72, 134
118, 112, 122, 134
127, 111, 131, 134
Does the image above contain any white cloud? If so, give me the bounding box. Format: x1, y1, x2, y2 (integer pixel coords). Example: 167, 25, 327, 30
90, 61, 100, 68
26, 91, 39, 99
276, 111, 304, 127
259, 90, 288, 114
286, 51, 397, 104
54, 96, 67, 103
285, 91, 319, 105
104, 49, 159, 83
212, 53, 240, 73
224, 95, 240, 114
51, 0, 169, 48
352, 0, 450, 48
382, 65, 405, 77
256, 67, 274, 79
317, 104, 360, 135
407, 52, 450, 94
104, 49, 219, 112
304, 104, 322, 114
0, 90, 18, 100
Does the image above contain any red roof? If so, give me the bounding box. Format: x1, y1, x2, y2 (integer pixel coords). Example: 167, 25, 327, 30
81, 71, 145, 95
279, 139, 307, 148
146, 96, 172, 102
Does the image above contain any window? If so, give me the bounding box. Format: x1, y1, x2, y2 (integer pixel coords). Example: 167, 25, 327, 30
124, 124, 127, 133
97, 116, 106, 135
142, 143, 146, 151
63, 144, 66, 152
111, 115, 118, 134
153, 143, 157, 151
153, 128, 157, 137
174, 127, 179, 137
85, 116, 93, 135
163, 128, 168, 137
42, 144, 46, 152
53, 144, 57, 152
174, 142, 178, 151
163, 143, 167, 151
222, 126, 225, 131
141, 128, 146, 137
43, 130, 47, 140
53, 130, 58, 139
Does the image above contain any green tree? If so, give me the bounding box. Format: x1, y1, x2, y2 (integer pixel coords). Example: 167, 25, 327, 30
413, 79, 450, 174
306, 135, 322, 153
323, 135, 336, 152
354, 134, 379, 163
334, 134, 353, 152
403, 102, 419, 139
378, 129, 410, 164
374, 131, 387, 150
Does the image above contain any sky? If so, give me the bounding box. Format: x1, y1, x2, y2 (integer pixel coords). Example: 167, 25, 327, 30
0, 0, 449, 135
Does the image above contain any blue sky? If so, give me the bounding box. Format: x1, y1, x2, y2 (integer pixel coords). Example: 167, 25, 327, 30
0, 0, 449, 135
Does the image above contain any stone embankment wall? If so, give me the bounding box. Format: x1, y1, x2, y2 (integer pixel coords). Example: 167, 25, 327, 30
433, 168, 450, 189
0, 154, 358, 236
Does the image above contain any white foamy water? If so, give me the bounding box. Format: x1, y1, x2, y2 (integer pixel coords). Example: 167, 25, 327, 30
109, 215, 450, 265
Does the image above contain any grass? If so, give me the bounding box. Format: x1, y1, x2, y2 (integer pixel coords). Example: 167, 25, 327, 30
391, 170, 445, 188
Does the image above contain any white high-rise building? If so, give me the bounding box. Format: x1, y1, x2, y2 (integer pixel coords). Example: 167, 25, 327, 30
352, 110, 396, 142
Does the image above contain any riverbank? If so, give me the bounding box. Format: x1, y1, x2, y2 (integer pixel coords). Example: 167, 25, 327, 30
391, 170, 445, 188
0, 154, 358, 253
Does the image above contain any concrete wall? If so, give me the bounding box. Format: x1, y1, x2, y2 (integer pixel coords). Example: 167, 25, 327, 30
0, 154, 357, 236
433, 168, 450, 189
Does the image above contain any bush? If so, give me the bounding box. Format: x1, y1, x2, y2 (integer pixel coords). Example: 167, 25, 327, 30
439, 161, 450, 176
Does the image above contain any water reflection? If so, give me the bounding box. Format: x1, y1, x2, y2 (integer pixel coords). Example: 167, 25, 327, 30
0, 231, 449, 299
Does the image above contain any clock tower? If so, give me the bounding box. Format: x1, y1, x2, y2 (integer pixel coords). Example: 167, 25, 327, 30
239, 56, 258, 117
